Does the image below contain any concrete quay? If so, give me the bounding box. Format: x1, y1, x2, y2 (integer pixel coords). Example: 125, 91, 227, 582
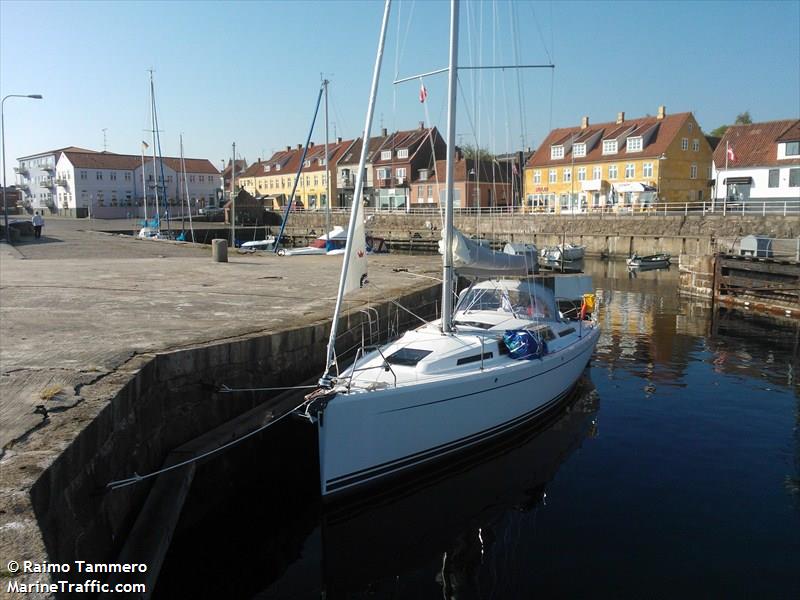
0, 219, 442, 590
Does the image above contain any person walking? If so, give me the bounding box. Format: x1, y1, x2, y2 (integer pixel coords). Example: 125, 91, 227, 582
32, 211, 44, 239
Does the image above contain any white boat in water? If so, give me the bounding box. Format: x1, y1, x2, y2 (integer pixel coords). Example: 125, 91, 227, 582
626, 253, 671, 269
540, 243, 585, 262
277, 226, 386, 256
300, 0, 600, 499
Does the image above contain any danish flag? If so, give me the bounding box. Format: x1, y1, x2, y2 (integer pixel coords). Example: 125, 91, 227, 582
419, 83, 428, 103
726, 146, 736, 162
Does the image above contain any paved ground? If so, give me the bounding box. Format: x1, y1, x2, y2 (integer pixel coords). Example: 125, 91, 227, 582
0, 219, 442, 451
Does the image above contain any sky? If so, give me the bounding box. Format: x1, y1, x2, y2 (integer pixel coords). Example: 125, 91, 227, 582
1, 0, 798, 182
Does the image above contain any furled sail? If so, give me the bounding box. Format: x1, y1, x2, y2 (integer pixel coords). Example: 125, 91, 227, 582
342, 201, 368, 295
439, 228, 528, 277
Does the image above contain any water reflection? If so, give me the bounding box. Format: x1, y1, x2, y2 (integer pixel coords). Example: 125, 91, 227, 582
319, 378, 598, 598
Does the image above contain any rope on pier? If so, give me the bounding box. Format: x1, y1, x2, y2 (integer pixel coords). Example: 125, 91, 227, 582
105, 396, 312, 491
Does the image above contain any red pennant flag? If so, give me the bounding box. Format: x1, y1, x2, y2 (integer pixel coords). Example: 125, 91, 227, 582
419, 82, 428, 103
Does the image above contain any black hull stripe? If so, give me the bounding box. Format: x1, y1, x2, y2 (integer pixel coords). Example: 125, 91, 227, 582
324, 384, 575, 493
380, 336, 597, 414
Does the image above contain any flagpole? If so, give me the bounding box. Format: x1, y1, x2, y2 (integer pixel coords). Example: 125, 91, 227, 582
724, 140, 728, 216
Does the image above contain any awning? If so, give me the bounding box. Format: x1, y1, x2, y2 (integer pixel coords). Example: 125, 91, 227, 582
723, 177, 753, 185
613, 182, 657, 193
581, 179, 605, 191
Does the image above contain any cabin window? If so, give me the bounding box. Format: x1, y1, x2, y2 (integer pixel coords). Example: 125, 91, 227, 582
558, 327, 576, 337
456, 352, 493, 366
387, 348, 432, 366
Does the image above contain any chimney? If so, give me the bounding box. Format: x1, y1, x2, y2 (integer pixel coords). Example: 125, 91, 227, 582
309, 142, 314, 148
286, 145, 291, 152
581, 116, 589, 129
337, 136, 342, 144
296, 144, 302, 150
382, 128, 388, 137
657, 105, 666, 120
419, 121, 425, 130
616, 111, 625, 125
258, 158, 261, 163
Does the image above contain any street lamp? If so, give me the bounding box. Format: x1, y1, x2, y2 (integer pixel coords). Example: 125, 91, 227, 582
2, 94, 43, 244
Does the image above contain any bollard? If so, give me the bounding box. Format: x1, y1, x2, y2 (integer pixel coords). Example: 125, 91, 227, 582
211, 238, 228, 262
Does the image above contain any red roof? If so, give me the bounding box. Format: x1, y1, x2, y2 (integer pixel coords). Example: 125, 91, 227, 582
713, 120, 800, 168
527, 112, 692, 168
61, 151, 219, 174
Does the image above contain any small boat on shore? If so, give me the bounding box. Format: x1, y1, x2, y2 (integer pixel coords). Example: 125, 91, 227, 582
626, 253, 671, 269
541, 243, 585, 262
241, 236, 276, 251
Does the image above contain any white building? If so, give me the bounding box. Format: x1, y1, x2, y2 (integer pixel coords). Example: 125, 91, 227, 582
712, 119, 800, 212
16, 148, 220, 218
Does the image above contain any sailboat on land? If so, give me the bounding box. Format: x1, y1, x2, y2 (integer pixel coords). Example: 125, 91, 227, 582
301, 0, 600, 499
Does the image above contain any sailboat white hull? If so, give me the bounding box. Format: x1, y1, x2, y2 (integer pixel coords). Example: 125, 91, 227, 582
317, 326, 598, 497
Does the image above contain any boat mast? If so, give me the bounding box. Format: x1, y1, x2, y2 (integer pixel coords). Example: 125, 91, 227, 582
141, 143, 147, 224
149, 70, 160, 228
151, 73, 170, 236
320, 0, 392, 386
230, 142, 236, 247
180, 134, 195, 243
441, 0, 459, 334
323, 77, 330, 246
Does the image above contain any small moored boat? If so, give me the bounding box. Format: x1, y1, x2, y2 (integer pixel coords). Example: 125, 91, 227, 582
626, 253, 671, 269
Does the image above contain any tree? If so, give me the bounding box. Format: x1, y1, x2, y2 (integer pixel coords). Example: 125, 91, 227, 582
709, 111, 754, 138
461, 144, 493, 161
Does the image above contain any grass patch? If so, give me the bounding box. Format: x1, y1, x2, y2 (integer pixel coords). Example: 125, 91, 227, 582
40, 385, 64, 401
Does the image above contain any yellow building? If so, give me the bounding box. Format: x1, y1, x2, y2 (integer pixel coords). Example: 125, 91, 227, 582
240, 139, 355, 210
524, 106, 714, 212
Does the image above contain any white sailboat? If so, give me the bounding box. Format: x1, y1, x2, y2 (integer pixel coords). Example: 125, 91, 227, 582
303, 0, 600, 498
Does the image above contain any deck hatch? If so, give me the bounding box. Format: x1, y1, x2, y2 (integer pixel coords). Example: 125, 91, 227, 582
386, 347, 433, 366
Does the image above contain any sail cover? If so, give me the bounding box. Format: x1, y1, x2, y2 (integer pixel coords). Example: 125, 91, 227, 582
439, 228, 528, 278
342, 202, 368, 295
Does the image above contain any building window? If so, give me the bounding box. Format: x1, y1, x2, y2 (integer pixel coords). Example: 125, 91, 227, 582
264, 165, 271, 172
378, 167, 390, 180
418, 185, 423, 200
625, 163, 635, 178
690, 163, 697, 179
313, 176, 319, 186
692, 139, 700, 152
608, 165, 618, 179
419, 169, 428, 180
548, 169, 557, 184
602, 140, 617, 155
189, 175, 195, 183
768, 169, 779, 187
573, 143, 586, 158
789, 168, 800, 187
551, 145, 564, 159
96, 171, 103, 180
381, 150, 392, 160
627, 137, 642, 152
199, 175, 205, 183
592, 166, 602, 180
688, 122, 693, 132
397, 148, 408, 159
643, 162, 653, 178
563, 168, 572, 183
786, 141, 800, 156
110, 172, 117, 181
681, 138, 688, 151
304, 160, 310, 168
533, 170, 541, 184
577, 167, 586, 181
396, 167, 406, 179
124, 172, 131, 181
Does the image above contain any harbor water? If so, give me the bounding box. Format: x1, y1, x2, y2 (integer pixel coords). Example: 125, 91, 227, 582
155, 259, 799, 599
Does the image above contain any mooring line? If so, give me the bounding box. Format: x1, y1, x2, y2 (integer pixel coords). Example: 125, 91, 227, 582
106, 397, 312, 491
218, 383, 318, 393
